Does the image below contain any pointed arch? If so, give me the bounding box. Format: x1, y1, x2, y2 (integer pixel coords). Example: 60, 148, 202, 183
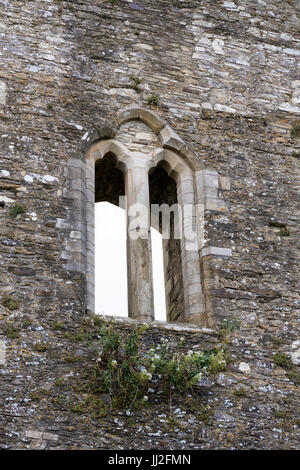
65, 107, 216, 326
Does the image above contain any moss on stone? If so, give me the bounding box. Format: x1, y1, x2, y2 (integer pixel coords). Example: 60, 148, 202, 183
291, 151, 300, 159
32, 341, 48, 352
277, 226, 290, 237
63, 354, 82, 363
5, 324, 20, 339
273, 352, 292, 369
233, 387, 248, 398
286, 369, 300, 385
129, 75, 142, 93
53, 322, 66, 331
291, 123, 300, 138
2, 295, 19, 311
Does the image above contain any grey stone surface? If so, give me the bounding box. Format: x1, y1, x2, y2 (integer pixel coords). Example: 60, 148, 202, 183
0, 0, 299, 450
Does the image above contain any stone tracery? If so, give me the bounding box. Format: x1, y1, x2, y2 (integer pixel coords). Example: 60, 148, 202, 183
85, 108, 204, 324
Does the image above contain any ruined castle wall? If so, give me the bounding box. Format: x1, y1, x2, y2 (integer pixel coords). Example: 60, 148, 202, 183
0, 0, 299, 449
0, 0, 299, 326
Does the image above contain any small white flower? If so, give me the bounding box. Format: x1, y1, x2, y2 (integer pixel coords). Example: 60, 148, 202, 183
160, 337, 169, 343
143, 395, 148, 402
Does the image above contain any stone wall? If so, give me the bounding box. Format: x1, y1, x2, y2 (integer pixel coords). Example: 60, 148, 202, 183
0, 0, 299, 449
0, 315, 299, 450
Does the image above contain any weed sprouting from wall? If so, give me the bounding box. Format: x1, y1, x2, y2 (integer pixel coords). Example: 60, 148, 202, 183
5, 324, 20, 339
291, 122, 300, 139
2, 295, 19, 311
9, 204, 26, 218
129, 75, 142, 93
291, 152, 300, 159
87, 323, 227, 414
273, 352, 292, 369
219, 317, 240, 341
278, 226, 290, 237
147, 94, 159, 107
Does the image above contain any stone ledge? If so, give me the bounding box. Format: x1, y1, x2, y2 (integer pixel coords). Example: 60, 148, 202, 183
95, 314, 217, 335
200, 246, 232, 257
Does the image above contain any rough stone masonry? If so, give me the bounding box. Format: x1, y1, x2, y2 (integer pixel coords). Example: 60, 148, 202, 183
0, 0, 299, 450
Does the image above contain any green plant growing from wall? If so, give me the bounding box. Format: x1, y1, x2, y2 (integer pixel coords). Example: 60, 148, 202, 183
291, 152, 300, 159
2, 295, 19, 311
219, 317, 240, 341
286, 370, 300, 385
191, 404, 214, 424
129, 75, 142, 93
5, 324, 20, 339
270, 336, 284, 347
90, 323, 227, 414
10, 204, 26, 218
291, 123, 300, 139
147, 94, 159, 107
233, 387, 248, 398
55, 377, 64, 387
53, 321, 66, 331
278, 226, 290, 237
273, 352, 292, 369
32, 342, 48, 352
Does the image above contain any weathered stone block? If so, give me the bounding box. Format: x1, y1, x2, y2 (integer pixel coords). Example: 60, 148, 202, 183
219, 176, 231, 191
160, 125, 185, 152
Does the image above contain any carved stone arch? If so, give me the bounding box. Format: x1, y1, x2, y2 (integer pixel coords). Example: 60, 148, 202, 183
152, 148, 194, 179
86, 139, 133, 172
66, 107, 234, 327
78, 109, 205, 324
116, 105, 166, 135
82, 122, 205, 323
116, 106, 199, 170
78, 125, 116, 155
148, 148, 204, 324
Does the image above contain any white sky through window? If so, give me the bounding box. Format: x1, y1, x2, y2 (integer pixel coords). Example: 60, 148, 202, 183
95, 202, 166, 321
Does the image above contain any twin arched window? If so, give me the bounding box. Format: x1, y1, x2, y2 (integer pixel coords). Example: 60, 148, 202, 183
83, 108, 205, 325
66, 107, 235, 327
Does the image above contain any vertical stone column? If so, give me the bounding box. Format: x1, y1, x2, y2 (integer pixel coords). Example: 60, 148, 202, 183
194, 169, 232, 327
177, 174, 205, 326
125, 164, 154, 321
85, 158, 95, 313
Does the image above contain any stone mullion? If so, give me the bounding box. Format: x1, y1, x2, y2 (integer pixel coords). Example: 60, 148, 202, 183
126, 165, 154, 321
85, 158, 95, 313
